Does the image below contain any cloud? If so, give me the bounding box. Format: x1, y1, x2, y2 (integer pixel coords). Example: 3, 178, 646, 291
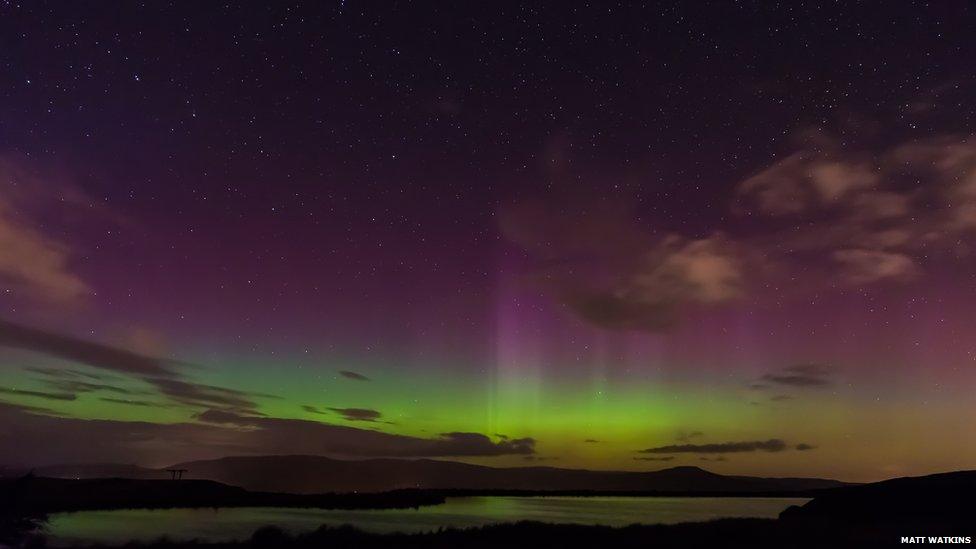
700, 456, 728, 462
0, 403, 535, 466
562, 233, 745, 331
0, 158, 91, 304
832, 249, 919, 285
639, 439, 788, 454
501, 199, 745, 332
795, 443, 817, 451
0, 387, 76, 401
736, 132, 976, 281
0, 318, 272, 413
328, 407, 383, 422
339, 370, 370, 381
759, 363, 833, 388
502, 130, 976, 332
194, 408, 261, 425
770, 394, 793, 402
437, 432, 536, 456
42, 380, 150, 396
0, 319, 178, 378
99, 397, 170, 408
634, 456, 675, 462
148, 377, 262, 410
0, 401, 252, 466
735, 152, 880, 216
583, 438, 600, 443
25, 366, 107, 381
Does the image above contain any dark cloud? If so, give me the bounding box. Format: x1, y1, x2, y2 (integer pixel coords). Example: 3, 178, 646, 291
634, 456, 675, 462
770, 394, 794, 401
148, 377, 261, 410
302, 405, 326, 414
700, 456, 728, 462
761, 374, 830, 387
0, 319, 270, 413
0, 399, 55, 415
760, 363, 833, 388
194, 408, 261, 425
584, 438, 600, 443
0, 402, 538, 467
25, 366, 107, 381
437, 433, 536, 456
339, 370, 370, 381
99, 397, 169, 408
0, 319, 178, 377
0, 387, 76, 401
328, 407, 382, 422
639, 439, 788, 454
795, 443, 817, 451
0, 401, 250, 466
44, 380, 150, 396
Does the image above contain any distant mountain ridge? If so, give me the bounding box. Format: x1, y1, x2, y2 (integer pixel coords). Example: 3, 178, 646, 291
26, 455, 850, 494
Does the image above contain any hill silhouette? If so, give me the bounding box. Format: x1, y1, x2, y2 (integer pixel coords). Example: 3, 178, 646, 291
780, 469, 976, 522
26, 456, 849, 494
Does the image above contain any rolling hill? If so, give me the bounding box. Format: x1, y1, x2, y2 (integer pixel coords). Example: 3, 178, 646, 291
25, 456, 849, 494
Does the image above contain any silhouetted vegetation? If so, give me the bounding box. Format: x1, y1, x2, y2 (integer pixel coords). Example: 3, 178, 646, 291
16, 518, 976, 549
5, 471, 973, 548
0, 475, 441, 547
0, 477, 443, 515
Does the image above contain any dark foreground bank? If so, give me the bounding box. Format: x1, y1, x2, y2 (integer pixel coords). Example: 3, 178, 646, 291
4, 471, 974, 548
18, 518, 976, 549
0, 476, 444, 514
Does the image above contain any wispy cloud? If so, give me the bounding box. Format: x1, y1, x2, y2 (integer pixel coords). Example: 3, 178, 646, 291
759, 363, 833, 388
338, 370, 370, 381
0, 157, 91, 304
0, 387, 76, 401
328, 407, 382, 422
99, 397, 170, 408
639, 438, 818, 455
0, 319, 271, 413
0, 319, 177, 378
639, 439, 787, 454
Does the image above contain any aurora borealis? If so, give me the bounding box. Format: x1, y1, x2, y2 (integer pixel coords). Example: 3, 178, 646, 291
1, 2, 975, 483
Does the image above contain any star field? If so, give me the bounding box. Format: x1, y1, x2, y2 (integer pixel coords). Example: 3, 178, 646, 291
0, 1, 974, 481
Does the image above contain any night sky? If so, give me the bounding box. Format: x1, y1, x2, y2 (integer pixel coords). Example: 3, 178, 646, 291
1, 2, 974, 482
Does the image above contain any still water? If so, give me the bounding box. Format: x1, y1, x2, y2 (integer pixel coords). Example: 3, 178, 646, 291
44, 496, 807, 545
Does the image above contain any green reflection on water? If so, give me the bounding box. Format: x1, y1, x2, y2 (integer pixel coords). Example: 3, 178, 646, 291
44, 496, 808, 546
